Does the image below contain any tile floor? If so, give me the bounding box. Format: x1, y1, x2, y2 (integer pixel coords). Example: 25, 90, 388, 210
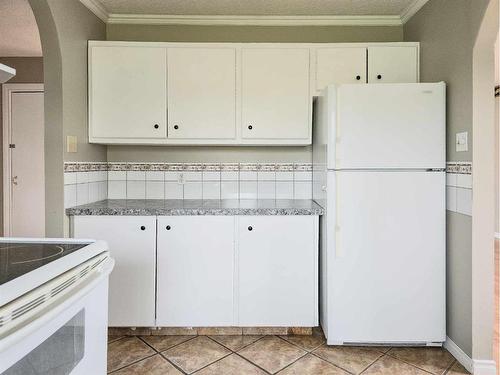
107, 331, 470, 374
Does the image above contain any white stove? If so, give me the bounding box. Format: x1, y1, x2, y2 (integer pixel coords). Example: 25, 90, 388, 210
0, 238, 114, 375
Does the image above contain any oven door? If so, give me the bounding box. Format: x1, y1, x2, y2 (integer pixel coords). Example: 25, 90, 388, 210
0, 260, 113, 375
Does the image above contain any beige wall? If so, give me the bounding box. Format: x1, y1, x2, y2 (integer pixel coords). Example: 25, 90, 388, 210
106, 24, 403, 163
29, 0, 106, 236
404, 0, 494, 359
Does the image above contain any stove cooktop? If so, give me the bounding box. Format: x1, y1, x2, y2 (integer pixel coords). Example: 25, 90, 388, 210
0, 242, 89, 285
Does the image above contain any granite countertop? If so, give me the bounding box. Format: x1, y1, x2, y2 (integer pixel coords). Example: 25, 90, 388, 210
65, 199, 324, 216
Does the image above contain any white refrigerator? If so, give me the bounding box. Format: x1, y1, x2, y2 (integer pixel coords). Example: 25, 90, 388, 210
313, 83, 446, 346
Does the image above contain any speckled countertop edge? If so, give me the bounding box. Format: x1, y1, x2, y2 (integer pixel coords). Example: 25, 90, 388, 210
66, 199, 324, 216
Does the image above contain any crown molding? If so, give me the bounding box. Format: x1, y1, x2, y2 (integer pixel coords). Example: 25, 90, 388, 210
106, 14, 402, 26
400, 0, 430, 23
79, 0, 109, 23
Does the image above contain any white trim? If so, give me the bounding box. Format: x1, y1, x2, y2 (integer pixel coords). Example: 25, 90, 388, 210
495, 232, 500, 239
400, 0, 431, 23
106, 14, 403, 26
2, 84, 44, 236
79, 0, 109, 22
473, 360, 497, 375
444, 336, 473, 373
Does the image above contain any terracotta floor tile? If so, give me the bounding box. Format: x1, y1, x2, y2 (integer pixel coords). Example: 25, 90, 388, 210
141, 335, 193, 352
446, 361, 471, 375
108, 336, 155, 372
209, 335, 263, 351
279, 335, 326, 352
312, 345, 382, 374
194, 354, 267, 374
238, 336, 306, 374
162, 336, 231, 374
112, 354, 182, 374
277, 354, 348, 374
388, 347, 455, 374
363, 355, 429, 375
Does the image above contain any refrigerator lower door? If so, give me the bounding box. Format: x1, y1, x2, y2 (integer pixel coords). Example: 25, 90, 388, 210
325, 170, 445, 345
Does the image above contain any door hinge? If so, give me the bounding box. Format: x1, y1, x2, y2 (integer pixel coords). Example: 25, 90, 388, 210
9, 144, 15, 148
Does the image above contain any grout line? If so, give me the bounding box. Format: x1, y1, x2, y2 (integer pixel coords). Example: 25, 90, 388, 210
108, 350, 158, 374
232, 351, 273, 374
158, 351, 190, 374
382, 351, 439, 374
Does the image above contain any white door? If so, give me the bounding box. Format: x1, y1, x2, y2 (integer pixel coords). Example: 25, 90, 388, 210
89, 45, 167, 140
326, 171, 445, 344
367, 46, 418, 83
156, 216, 235, 326
167, 48, 236, 139
72, 216, 156, 327
241, 48, 311, 141
315, 47, 367, 92
2, 85, 45, 237
238, 216, 318, 326
329, 83, 446, 169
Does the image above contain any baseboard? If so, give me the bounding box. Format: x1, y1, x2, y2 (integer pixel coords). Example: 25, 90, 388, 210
444, 337, 473, 373
472, 360, 497, 375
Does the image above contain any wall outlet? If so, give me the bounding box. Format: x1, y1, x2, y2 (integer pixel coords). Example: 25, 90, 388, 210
456, 132, 468, 152
67, 136, 77, 153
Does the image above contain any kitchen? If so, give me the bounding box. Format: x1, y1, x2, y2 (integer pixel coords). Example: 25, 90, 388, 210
0, 0, 498, 374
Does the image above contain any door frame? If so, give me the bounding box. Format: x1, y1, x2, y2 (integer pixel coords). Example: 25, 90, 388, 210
2, 83, 44, 236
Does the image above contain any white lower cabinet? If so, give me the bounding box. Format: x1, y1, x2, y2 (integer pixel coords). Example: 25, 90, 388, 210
72, 216, 157, 327
156, 216, 235, 326
237, 216, 319, 326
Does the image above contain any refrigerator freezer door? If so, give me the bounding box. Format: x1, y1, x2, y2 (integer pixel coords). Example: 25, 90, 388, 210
328, 83, 446, 170
325, 170, 445, 344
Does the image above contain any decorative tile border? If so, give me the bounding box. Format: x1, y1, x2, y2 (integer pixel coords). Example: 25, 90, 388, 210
446, 161, 472, 216
446, 162, 472, 175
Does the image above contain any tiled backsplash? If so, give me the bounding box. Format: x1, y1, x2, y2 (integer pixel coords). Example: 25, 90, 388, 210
445, 162, 472, 216
64, 162, 313, 208
64, 166, 108, 208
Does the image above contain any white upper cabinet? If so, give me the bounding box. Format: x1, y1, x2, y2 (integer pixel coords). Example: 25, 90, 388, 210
167, 48, 236, 140
89, 45, 167, 140
241, 48, 311, 143
315, 47, 367, 92
367, 46, 419, 83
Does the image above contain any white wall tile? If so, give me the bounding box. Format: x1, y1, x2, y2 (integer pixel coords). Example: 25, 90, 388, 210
127, 171, 146, 181
276, 181, 294, 199
184, 182, 202, 199
108, 171, 126, 181
203, 182, 221, 199
221, 171, 238, 180
203, 171, 220, 181
64, 173, 77, 185
294, 171, 313, 181
108, 181, 126, 199
456, 174, 472, 189
221, 181, 239, 199
98, 181, 107, 201
88, 171, 100, 183
98, 171, 108, 182
76, 172, 88, 184
76, 184, 89, 205
258, 181, 275, 199
240, 171, 257, 181
146, 171, 164, 181
127, 180, 146, 199
456, 187, 472, 216
88, 182, 100, 203
258, 171, 275, 181
276, 171, 294, 181
446, 186, 457, 212
240, 181, 257, 199
165, 182, 183, 199
446, 173, 457, 187
64, 185, 77, 208
165, 171, 182, 181
146, 181, 165, 199
294, 181, 312, 199
184, 172, 202, 181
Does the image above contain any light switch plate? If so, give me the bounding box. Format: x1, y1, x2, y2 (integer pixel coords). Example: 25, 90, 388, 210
456, 132, 468, 152
67, 136, 77, 153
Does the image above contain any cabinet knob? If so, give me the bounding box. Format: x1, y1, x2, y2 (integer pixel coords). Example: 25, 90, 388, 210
248, 125, 253, 130
174, 125, 179, 130
377, 74, 382, 80
356, 75, 361, 81
248, 226, 253, 231
140, 226, 146, 231
166, 225, 171, 230
154, 124, 159, 129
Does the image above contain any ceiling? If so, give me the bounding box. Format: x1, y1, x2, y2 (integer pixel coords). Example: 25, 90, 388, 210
0, 0, 42, 57
80, 0, 429, 25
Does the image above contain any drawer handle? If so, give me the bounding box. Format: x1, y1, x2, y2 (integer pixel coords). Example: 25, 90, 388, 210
154, 124, 159, 129
248, 125, 253, 130
248, 226, 253, 231
356, 75, 361, 80
174, 125, 179, 130
140, 226, 146, 231
377, 74, 382, 80
166, 225, 171, 230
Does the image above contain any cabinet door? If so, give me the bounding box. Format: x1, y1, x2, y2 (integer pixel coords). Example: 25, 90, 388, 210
167, 48, 236, 139
238, 216, 318, 326
72, 216, 157, 327
368, 46, 418, 83
241, 48, 311, 142
315, 48, 367, 92
89, 46, 167, 140
157, 216, 235, 326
